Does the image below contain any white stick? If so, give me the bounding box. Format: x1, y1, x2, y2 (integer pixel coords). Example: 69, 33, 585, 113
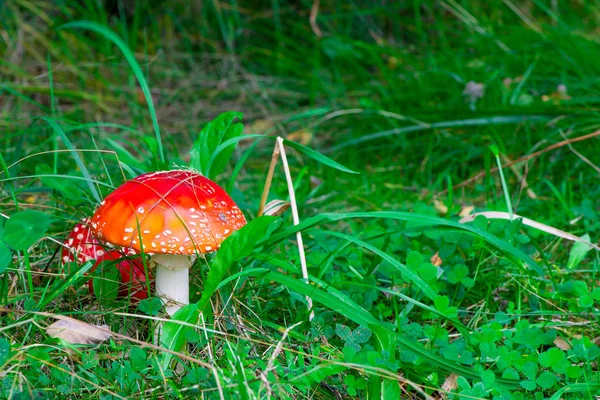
276, 137, 314, 320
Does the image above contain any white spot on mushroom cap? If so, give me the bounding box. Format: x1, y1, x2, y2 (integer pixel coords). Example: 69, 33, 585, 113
137, 207, 145, 213
76, 234, 84, 240
124, 227, 134, 233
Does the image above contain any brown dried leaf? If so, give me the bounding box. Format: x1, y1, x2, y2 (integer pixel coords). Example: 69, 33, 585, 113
46, 316, 112, 344
431, 252, 443, 267
433, 200, 448, 215
440, 373, 459, 396
554, 336, 571, 351
458, 205, 475, 218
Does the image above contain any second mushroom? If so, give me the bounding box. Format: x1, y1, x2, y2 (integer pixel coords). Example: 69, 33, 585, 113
89, 170, 247, 316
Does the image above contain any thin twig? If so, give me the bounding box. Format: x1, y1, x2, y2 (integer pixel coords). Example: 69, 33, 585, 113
438, 130, 600, 196
559, 130, 600, 175
257, 143, 281, 216
277, 137, 314, 320
309, 0, 323, 38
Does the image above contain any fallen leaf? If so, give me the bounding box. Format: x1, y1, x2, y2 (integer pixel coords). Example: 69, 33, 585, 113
458, 205, 475, 218
46, 316, 112, 344
440, 372, 459, 397
433, 200, 448, 215
553, 336, 571, 351
431, 252, 443, 267
263, 199, 290, 217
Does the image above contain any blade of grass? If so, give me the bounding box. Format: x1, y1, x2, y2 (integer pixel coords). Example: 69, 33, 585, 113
58, 21, 164, 165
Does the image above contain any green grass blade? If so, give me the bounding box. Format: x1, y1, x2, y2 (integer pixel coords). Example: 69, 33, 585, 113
58, 21, 164, 165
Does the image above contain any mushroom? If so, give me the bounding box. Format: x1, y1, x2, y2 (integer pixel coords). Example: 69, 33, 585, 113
62, 218, 150, 300
89, 170, 247, 316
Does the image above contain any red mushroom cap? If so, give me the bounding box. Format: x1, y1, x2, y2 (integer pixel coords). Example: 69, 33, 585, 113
89, 170, 247, 255
63, 219, 150, 300
61, 218, 115, 264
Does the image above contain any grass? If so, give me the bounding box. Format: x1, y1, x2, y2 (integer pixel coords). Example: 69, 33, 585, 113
1, 0, 600, 398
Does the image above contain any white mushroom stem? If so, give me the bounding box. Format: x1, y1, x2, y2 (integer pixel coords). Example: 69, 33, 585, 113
153, 254, 193, 316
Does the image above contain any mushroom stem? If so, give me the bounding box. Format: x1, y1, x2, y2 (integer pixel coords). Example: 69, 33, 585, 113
153, 254, 192, 316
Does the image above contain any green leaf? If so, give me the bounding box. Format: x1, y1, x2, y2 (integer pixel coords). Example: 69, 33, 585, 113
343, 346, 356, 362
3, 211, 51, 251
0, 243, 11, 273
352, 326, 372, 344
91, 261, 120, 302
137, 297, 163, 316
418, 263, 438, 282
519, 380, 536, 391
538, 347, 565, 368
406, 250, 423, 269
197, 216, 278, 313
335, 324, 352, 340
0, 337, 10, 366
567, 234, 592, 269
536, 371, 556, 390
565, 365, 583, 379
434, 295, 450, 312
190, 112, 244, 179
481, 370, 496, 389
129, 347, 147, 372
160, 302, 199, 369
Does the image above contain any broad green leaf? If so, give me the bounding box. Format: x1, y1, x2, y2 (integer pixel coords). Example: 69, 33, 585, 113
59, 21, 164, 165
0, 243, 11, 273
567, 234, 592, 269
197, 216, 277, 313
160, 302, 199, 369
3, 210, 51, 251
190, 112, 244, 179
